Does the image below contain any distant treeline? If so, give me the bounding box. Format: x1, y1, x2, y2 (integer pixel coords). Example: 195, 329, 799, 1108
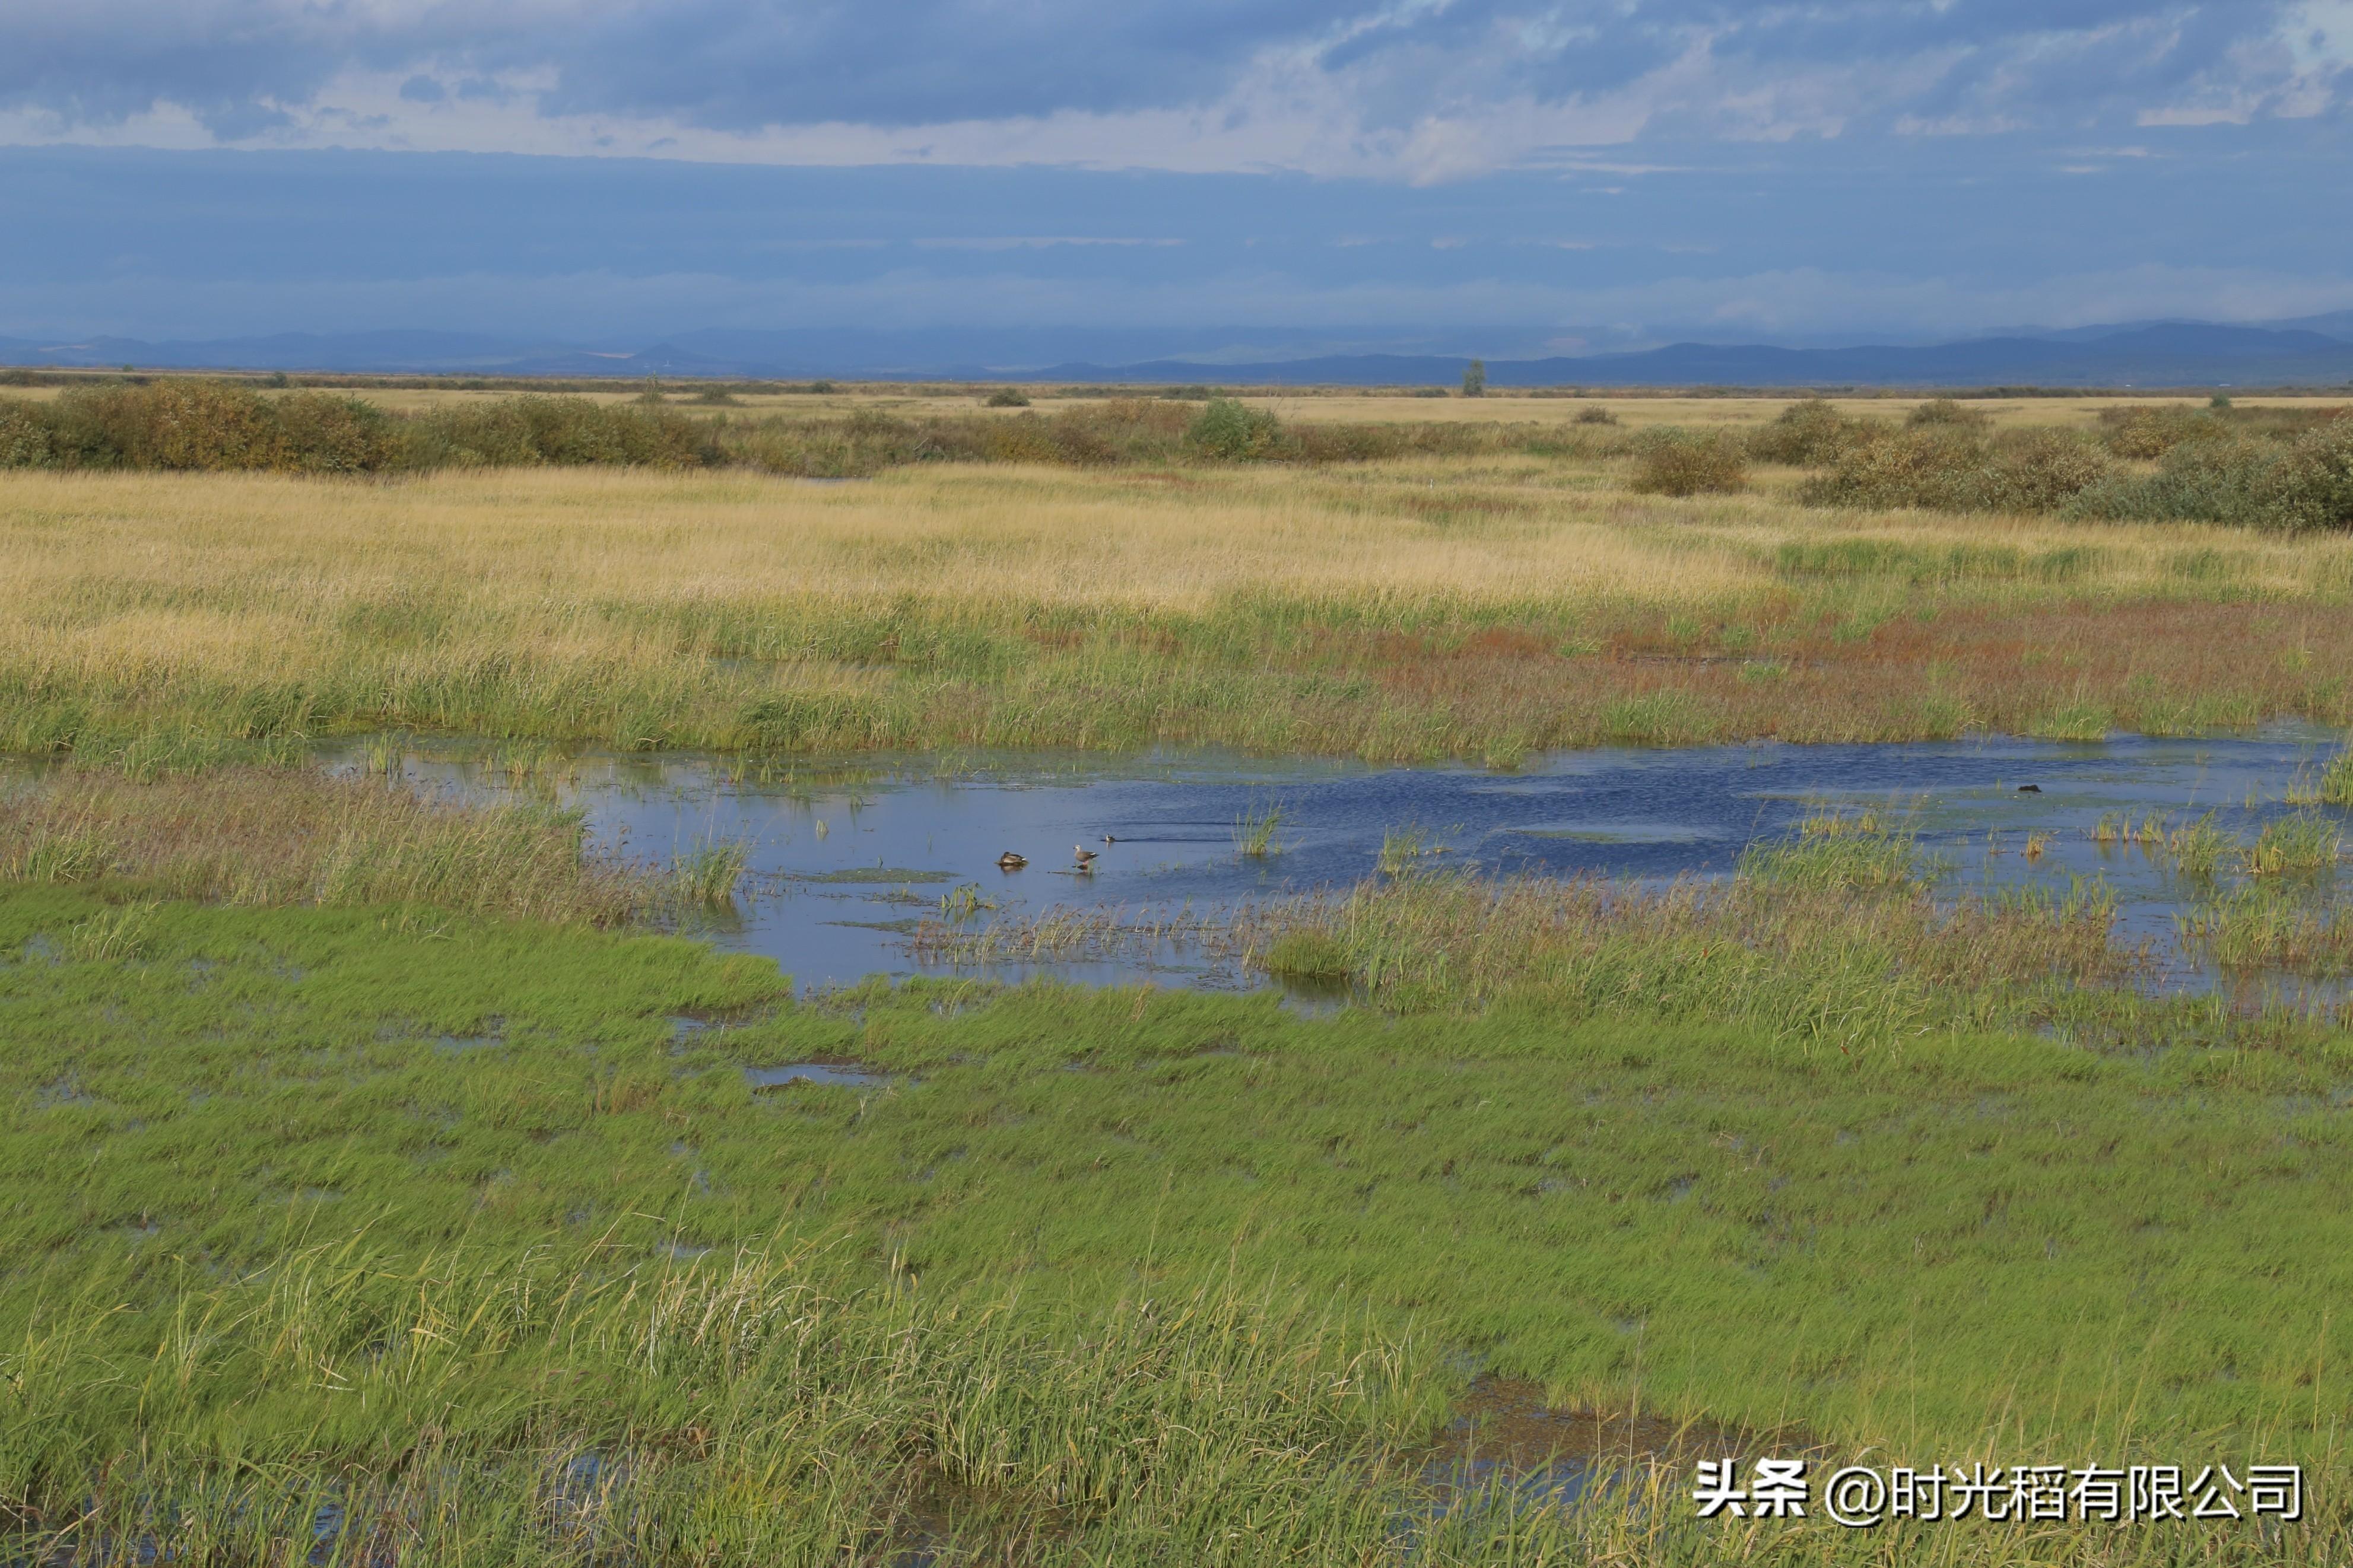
0, 380, 1615, 478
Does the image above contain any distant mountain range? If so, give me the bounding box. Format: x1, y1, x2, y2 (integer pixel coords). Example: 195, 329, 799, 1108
6, 319, 2353, 389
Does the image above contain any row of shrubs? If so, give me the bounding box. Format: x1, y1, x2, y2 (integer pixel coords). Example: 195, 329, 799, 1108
0, 381, 723, 473
8, 379, 2344, 530
0, 381, 1627, 478
1625, 396, 2353, 530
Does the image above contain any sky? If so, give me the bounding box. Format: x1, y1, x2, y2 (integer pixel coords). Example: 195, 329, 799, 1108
3, 2, 2351, 355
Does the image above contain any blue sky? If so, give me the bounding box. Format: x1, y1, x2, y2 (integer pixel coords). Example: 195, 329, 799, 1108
3, 2, 2349, 352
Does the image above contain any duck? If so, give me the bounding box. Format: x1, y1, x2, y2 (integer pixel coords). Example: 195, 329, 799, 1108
2015, 784, 2042, 794
996, 851, 1027, 870
1073, 845, 1098, 869
1102, 834, 1119, 844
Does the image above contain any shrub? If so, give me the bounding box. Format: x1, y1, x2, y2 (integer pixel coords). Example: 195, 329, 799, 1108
1747, 398, 1863, 465
1628, 428, 1747, 497
0, 397, 59, 467
1798, 427, 1978, 510
1970, 428, 2114, 513
1185, 397, 1285, 460
1906, 397, 1991, 430
74, 379, 285, 470
2098, 405, 2222, 459
2279, 411, 2353, 530
2066, 416, 2353, 531
983, 387, 1032, 408
1574, 405, 1617, 425
407, 397, 720, 469
1800, 426, 2109, 514
269, 393, 398, 473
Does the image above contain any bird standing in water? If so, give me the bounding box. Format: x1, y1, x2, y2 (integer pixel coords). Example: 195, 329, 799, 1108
1073, 845, 1098, 870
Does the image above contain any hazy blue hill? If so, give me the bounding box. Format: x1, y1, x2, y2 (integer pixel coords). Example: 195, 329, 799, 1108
5, 319, 2351, 387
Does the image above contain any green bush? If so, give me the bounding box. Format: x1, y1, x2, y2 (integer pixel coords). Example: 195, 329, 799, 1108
1185, 397, 1285, 460
405, 396, 720, 469
77, 379, 284, 469
1971, 428, 2115, 513
1628, 428, 1747, 497
269, 393, 398, 473
2066, 415, 2353, 532
1798, 427, 1978, 510
1800, 426, 2110, 514
983, 387, 1031, 408
0, 397, 58, 467
1746, 397, 1863, 465
1906, 397, 1991, 430
2098, 404, 2223, 459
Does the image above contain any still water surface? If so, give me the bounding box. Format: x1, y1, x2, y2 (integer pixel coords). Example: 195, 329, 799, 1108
327, 724, 2351, 995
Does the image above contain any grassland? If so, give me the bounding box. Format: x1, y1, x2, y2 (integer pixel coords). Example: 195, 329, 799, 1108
5, 384, 2353, 1561
5, 441, 2352, 769
5, 844, 2351, 1562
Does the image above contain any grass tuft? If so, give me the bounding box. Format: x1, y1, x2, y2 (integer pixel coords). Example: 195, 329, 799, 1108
1234, 796, 1287, 858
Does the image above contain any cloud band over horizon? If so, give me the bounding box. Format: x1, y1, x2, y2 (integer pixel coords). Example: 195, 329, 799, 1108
0, 3, 2347, 344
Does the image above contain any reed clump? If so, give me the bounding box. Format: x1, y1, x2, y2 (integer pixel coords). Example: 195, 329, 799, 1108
2324, 736, 2353, 807
2179, 882, 2353, 977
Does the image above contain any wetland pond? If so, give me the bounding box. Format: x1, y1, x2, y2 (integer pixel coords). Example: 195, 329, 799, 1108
325, 724, 2353, 1001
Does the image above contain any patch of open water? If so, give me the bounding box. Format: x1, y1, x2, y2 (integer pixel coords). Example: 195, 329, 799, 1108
317, 726, 2352, 997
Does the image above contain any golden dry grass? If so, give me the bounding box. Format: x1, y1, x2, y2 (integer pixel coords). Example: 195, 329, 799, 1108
4, 449, 2351, 762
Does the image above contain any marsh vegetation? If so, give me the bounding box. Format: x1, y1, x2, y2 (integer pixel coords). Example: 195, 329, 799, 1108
4, 396, 2352, 771
4, 379, 2352, 1563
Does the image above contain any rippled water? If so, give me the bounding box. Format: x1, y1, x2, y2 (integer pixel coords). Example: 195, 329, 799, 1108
318, 724, 2352, 995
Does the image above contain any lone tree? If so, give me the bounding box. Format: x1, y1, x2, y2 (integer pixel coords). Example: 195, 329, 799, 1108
1461, 358, 1487, 397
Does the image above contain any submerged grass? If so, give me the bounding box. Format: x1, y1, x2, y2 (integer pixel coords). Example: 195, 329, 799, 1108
920, 826, 2136, 1045
0, 766, 746, 926
0, 766, 643, 924
2, 880, 2349, 1561
2179, 882, 2353, 977
1234, 795, 1286, 857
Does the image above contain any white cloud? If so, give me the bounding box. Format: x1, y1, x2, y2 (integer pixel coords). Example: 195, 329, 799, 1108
0, 3, 2341, 180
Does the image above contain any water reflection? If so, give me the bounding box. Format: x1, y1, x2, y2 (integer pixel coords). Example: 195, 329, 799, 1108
317, 727, 2352, 995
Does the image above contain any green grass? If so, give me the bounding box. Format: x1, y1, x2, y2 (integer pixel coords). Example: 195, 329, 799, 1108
2323, 735, 2353, 807
5, 883, 2352, 1561
4, 880, 2351, 1559
2179, 882, 2353, 977
672, 838, 750, 906
1234, 794, 1286, 857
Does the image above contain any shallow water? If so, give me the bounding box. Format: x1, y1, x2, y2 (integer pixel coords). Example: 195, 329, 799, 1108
313, 724, 2353, 997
